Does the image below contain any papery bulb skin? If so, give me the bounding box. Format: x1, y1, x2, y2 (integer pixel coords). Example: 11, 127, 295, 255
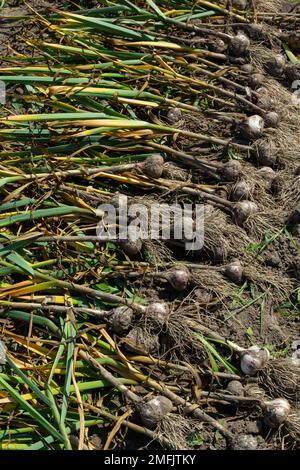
119, 237, 143, 256
226, 380, 245, 396
241, 115, 265, 140
233, 201, 259, 226
138, 155, 165, 179
221, 160, 242, 182
229, 33, 251, 57
231, 181, 251, 201
240, 346, 270, 376
255, 141, 278, 167
167, 266, 190, 291
167, 108, 183, 124
224, 259, 244, 284
106, 306, 134, 335
232, 0, 248, 9
263, 398, 291, 428
137, 396, 173, 429
125, 327, 159, 354
265, 112, 280, 129
266, 55, 286, 77
144, 302, 170, 324
249, 73, 265, 89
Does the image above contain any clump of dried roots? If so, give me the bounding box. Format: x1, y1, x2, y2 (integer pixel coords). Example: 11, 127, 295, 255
154, 413, 198, 450
258, 358, 300, 403
242, 206, 287, 240
255, 0, 290, 14
254, 79, 300, 168
137, 302, 208, 363
239, 163, 276, 207
277, 174, 300, 213
143, 239, 175, 264
163, 162, 190, 181
191, 268, 237, 300
200, 205, 251, 262
249, 44, 283, 73
282, 408, 300, 447
243, 264, 294, 299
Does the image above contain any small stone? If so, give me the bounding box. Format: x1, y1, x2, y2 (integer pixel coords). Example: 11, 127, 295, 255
245, 420, 263, 435
226, 380, 244, 396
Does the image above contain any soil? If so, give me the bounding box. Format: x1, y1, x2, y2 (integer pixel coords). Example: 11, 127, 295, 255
264, 235, 300, 278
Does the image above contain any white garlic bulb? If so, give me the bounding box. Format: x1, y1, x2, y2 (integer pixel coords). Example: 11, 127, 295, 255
142, 302, 170, 324
241, 115, 265, 140
263, 398, 291, 428
137, 396, 173, 429
240, 346, 270, 375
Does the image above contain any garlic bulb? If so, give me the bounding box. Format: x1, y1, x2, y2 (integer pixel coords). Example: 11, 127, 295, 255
125, 327, 159, 354
221, 160, 242, 182
233, 201, 258, 226
249, 73, 265, 89
137, 396, 173, 429
255, 140, 278, 167
247, 23, 264, 38
263, 398, 291, 428
167, 107, 182, 124
209, 38, 228, 53
231, 180, 251, 201
224, 259, 243, 284
241, 64, 254, 74
257, 166, 276, 185
106, 306, 133, 335
229, 32, 251, 57
226, 380, 244, 396
266, 55, 286, 77
144, 302, 170, 324
214, 188, 228, 200
244, 383, 265, 399
265, 112, 280, 128
256, 94, 272, 111
285, 62, 300, 83
119, 237, 143, 256
167, 266, 190, 291
240, 346, 270, 376
241, 115, 265, 140
232, 0, 248, 9
257, 85, 269, 95
138, 154, 164, 179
